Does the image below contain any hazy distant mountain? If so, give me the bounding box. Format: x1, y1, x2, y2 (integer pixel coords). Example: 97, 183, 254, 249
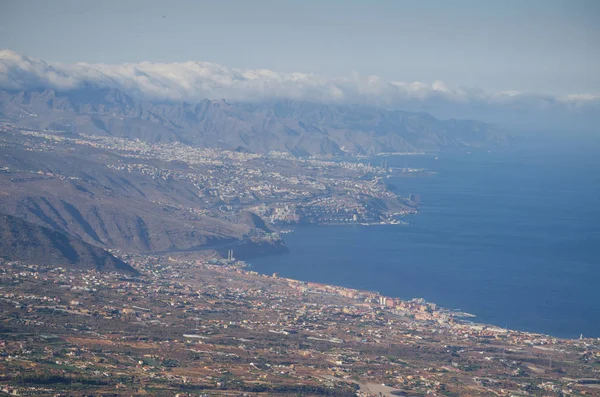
0, 213, 137, 274
2, 49, 598, 135
0, 87, 506, 156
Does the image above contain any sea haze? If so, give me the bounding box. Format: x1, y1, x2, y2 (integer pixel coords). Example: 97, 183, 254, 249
252, 135, 600, 339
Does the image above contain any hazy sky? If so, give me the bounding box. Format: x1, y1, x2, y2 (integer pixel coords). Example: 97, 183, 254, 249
0, 0, 598, 95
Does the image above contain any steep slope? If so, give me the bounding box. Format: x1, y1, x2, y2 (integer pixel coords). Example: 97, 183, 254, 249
0, 146, 251, 253
0, 213, 137, 274
0, 88, 506, 156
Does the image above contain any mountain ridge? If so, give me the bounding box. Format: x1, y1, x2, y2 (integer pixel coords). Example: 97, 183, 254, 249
0, 87, 507, 156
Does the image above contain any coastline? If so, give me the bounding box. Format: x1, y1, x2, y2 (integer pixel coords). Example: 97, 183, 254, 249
246, 220, 600, 340
219, 258, 593, 342
244, 147, 600, 340
234, 224, 492, 335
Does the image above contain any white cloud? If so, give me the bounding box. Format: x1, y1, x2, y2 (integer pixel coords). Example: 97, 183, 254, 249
561, 93, 599, 102
1, 49, 599, 126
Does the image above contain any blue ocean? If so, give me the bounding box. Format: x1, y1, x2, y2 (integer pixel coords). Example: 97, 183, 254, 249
252, 136, 600, 339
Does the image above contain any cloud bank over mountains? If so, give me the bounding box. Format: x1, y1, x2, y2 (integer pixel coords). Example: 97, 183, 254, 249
1, 49, 598, 129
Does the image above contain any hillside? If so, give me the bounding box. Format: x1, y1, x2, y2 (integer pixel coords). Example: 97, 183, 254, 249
0, 145, 260, 254
0, 213, 137, 274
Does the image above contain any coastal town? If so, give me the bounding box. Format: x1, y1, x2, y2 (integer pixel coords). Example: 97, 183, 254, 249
0, 255, 599, 397
1, 125, 424, 230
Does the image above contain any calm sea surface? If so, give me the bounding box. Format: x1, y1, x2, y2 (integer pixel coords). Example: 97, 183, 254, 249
251, 137, 600, 338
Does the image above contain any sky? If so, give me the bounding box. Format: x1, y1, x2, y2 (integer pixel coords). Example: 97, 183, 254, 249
0, 0, 598, 96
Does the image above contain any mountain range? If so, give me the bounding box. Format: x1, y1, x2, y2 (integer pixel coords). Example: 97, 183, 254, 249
1, 49, 598, 135
0, 87, 506, 156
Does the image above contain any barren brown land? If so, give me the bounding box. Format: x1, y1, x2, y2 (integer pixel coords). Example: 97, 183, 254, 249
0, 255, 598, 397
